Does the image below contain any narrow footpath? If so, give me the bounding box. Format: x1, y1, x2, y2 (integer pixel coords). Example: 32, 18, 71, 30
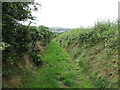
23, 41, 94, 88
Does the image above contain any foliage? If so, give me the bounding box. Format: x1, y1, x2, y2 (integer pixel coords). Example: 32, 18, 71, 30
2, 2, 54, 88
79, 57, 90, 71
2, 2, 53, 65
55, 20, 118, 88
89, 72, 110, 88
38, 25, 54, 45
55, 21, 118, 50
0, 42, 10, 50
2, 2, 38, 62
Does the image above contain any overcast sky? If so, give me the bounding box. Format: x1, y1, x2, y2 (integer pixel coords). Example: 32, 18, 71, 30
31, 0, 119, 28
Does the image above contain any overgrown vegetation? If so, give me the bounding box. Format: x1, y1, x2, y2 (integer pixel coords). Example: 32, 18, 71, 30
2, 2, 119, 89
55, 20, 118, 88
22, 41, 94, 88
2, 2, 53, 88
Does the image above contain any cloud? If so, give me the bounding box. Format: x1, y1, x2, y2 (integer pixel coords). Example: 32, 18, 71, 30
32, 0, 119, 28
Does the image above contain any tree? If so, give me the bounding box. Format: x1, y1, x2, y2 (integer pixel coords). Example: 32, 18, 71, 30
2, 2, 40, 62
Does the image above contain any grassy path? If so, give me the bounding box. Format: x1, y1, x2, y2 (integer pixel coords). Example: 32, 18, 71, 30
23, 41, 94, 88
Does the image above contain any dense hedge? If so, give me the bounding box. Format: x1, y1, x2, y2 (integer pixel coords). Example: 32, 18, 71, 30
55, 21, 118, 50
55, 20, 118, 88
2, 2, 53, 65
